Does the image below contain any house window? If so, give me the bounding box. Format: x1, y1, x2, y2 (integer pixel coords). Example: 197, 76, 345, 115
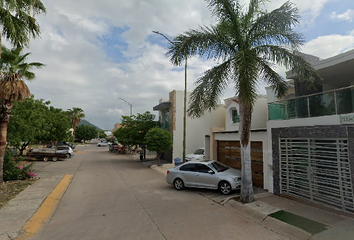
232, 109, 240, 123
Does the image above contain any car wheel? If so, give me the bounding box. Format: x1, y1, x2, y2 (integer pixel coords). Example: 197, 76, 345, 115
219, 181, 232, 195
43, 157, 48, 162
173, 178, 184, 190
66, 154, 70, 158
52, 157, 58, 162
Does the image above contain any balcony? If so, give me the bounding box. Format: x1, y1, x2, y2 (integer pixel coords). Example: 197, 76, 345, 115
268, 86, 354, 121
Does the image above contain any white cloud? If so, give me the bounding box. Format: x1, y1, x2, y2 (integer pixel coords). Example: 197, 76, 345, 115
331, 9, 354, 22
302, 34, 354, 59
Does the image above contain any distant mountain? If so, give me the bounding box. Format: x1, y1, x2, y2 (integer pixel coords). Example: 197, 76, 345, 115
79, 119, 102, 130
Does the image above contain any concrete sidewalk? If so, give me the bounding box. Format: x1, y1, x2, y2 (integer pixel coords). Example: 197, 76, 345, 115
0, 174, 65, 240
144, 159, 354, 240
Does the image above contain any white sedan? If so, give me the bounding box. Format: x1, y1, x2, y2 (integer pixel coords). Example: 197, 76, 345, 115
97, 142, 111, 147
166, 160, 241, 195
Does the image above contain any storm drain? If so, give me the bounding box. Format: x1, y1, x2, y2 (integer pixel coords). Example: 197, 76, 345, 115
269, 210, 328, 234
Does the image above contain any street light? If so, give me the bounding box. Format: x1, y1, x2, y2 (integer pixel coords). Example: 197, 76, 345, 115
152, 30, 187, 163
119, 98, 133, 116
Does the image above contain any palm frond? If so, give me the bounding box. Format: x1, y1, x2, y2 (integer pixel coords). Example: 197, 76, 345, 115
255, 45, 322, 86
187, 59, 233, 118
249, 1, 303, 48
0, 78, 30, 101
257, 58, 288, 98
235, 50, 259, 105
167, 25, 235, 66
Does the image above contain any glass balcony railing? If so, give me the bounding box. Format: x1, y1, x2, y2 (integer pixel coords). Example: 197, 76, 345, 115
268, 86, 354, 121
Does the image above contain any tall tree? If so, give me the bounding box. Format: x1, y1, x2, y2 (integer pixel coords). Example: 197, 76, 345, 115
113, 111, 157, 156
7, 96, 50, 154
75, 125, 98, 143
166, 0, 321, 203
0, 46, 44, 182
0, 0, 46, 57
68, 107, 85, 145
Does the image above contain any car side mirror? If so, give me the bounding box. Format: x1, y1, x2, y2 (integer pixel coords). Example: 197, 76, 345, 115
208, 170, 214, 174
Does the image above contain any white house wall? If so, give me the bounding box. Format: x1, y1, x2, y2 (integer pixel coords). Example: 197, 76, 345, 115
225, 97, 268, 131
171, 90, 225, 161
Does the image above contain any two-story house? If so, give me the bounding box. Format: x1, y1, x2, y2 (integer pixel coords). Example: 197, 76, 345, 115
153, 90, 225, 163
267, 49, 354, 213
206, 95, 270, 189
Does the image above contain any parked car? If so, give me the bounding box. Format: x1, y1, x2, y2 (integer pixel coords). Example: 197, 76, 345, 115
185, 147, 205, 161
97, 141, 111, 147
56, 141, 75, 149
166, 160, 241, 195
56, 145, 74, 157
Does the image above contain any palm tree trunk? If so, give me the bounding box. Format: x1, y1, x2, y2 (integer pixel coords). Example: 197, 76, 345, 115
0, 121, 8, 184
0, 100, 13, 183
239, 102, 254, 203
72, 128, 76, 146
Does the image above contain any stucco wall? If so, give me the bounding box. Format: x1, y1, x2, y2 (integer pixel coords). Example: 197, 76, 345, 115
171, 90, 225, 161
225, 96, 268, 131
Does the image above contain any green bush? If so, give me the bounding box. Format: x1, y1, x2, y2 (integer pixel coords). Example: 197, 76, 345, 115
3, 149, 36, 181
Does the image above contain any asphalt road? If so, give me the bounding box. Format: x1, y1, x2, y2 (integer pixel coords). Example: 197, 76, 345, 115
29, 144, 287, 240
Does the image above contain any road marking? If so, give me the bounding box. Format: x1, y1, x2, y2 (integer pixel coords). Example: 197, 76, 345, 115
16, 174, 73, 240
74, 151, 86, 154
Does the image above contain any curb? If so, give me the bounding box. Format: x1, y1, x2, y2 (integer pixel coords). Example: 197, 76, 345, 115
16, 174, 73, 240
225, 199, 312, 240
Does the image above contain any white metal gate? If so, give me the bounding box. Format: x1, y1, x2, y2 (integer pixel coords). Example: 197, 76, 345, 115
280, 138, 354, 213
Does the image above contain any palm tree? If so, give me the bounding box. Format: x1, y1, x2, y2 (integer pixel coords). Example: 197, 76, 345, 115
0, 46, 44, 183
0, 0, 46, 57
166, 0, 321, 203
68, 108, 85, 145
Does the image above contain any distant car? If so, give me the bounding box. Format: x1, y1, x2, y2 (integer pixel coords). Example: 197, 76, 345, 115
185, 147, 205, 161
166, 160, 241, 195
97, 142, 111, 147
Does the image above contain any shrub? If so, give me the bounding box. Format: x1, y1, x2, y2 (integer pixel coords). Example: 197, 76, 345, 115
3, 149, 36, 181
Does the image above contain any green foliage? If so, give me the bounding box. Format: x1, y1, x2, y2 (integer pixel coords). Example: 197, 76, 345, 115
75, 125, 98, 142
0, 0, 46, 51
113, 111, 158, 146
144, 128, 173, 154
98, 131, 107, 139
7, 96, 71, 148
3, 149, 35, 181
0, 46, 45, 81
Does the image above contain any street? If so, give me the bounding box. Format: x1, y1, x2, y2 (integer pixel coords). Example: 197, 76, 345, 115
29, 144, 287, 240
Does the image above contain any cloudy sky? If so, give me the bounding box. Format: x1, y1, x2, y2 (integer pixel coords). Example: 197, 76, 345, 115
24, 0, 354, 130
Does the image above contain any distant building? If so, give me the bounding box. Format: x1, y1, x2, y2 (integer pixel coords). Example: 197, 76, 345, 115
153, 90, 225, 162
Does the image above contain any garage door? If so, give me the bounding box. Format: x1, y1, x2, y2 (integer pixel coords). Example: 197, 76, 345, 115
217, 141, 263, 188
280, 138, 354, 213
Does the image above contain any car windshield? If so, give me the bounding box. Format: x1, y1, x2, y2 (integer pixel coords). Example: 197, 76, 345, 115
209, 161, 229, 172
193, 149, 204, 155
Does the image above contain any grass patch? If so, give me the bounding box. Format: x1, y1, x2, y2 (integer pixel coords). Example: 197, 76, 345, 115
0, 179, 36, 209
269, 210, 328, 234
